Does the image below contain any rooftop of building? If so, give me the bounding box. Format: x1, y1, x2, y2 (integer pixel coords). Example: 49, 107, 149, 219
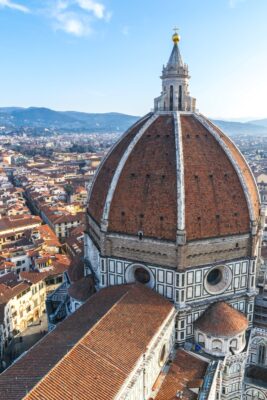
20, 271, 48, 285
0, 216, 41, 232
68, 275, 95, 302
0, 283, 174, 400
155, 349, 209, 400
195, 301, 248, 337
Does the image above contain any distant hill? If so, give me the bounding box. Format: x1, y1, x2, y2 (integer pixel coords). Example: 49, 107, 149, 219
0, 107, 139, 133
249, 118, 267, 128
211, 119, 267, 136
0, 107, 267, 136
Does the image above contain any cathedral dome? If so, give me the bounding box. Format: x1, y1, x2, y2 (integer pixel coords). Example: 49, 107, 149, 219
86, 35, 260, 269
87, 112, 259, 242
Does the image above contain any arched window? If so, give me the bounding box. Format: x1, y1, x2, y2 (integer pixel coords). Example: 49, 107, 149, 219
159, 344, 166, 367
212, 339, 222, 352
230, 338, 238, 350
178, 85, 182, 111
198, 333, 205, 347
258, 343, 267, 365
246, 388, 265, 400
169, 85, 174, 111
229, 363, 241, 374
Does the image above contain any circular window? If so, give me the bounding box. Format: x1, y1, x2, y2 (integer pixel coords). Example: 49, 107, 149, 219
207, 268, 222, 286
205, 265, 232, 295
134, 267, 150, 284
125, 264, 155, 288
159, 344, 166, 367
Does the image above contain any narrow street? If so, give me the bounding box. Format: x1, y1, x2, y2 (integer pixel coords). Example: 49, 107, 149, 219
1, 313, 48, 371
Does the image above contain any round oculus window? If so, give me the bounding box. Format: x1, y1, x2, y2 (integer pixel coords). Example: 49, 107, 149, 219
204, 265, 232, 295
125, 264, 155, 288
207, 268, 222, 286
134, 267, 150, 284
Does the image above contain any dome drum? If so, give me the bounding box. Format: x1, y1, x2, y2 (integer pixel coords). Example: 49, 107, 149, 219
87, 221, 254, 270
195, 328, 246, 357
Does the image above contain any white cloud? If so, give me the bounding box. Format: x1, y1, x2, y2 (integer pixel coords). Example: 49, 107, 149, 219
54, 11, 92, 36
0, 0, 110, 36
45, 0, 110, 36
0, 0, 29, 13
77, 0, 105, 19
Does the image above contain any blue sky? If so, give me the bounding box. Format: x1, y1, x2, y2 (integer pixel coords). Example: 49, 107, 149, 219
0, 0, 266, 120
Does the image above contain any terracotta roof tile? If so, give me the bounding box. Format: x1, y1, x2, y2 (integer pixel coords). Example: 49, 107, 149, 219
67, 255, 85, 282
204, 117, 260, 222
0, 284, 173, 400
181, 115, 250, 240
0, 216, 41, 233
108, 115, 177, 240
155, 349, 208, 400
0, 281, 30, 307
87, 113, 258, 243
68, 275, 95, 301
20, 271, 47, 285
195, 301, 248, 336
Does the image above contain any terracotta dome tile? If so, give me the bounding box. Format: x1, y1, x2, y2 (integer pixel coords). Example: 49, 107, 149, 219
108, 115, 177, 241
87, 112, 258, 243
88, 115, 151, 224
181, 115, 250, 240
195, 301, 248, 336
204, 118, 260, 222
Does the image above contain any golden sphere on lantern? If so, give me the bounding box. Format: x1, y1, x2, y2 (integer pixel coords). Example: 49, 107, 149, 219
172, 32, 180, 44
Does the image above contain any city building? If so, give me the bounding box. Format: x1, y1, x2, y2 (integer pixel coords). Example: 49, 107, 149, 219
44, 211, 84, 239
0, 271, 46, 357
0, 32, 266, 400
0, 215, 42, 250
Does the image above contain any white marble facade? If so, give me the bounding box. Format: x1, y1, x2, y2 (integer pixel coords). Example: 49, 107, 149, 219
84, 234, 256, 345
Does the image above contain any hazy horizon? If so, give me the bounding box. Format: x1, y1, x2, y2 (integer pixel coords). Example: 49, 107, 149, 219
0, 105, 267, 124
0, 0, 267, 119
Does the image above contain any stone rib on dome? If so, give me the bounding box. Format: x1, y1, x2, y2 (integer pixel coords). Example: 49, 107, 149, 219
87, 112, 260, 243
202, 116, 260, 222
195, 302, 248, 337
181, 115, 251, 240
87, 114, 152, 224
108, 115, 177, 241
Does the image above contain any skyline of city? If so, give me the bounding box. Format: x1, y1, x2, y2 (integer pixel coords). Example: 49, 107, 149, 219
1, 7, 267, 397
0, 0, 267, 120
